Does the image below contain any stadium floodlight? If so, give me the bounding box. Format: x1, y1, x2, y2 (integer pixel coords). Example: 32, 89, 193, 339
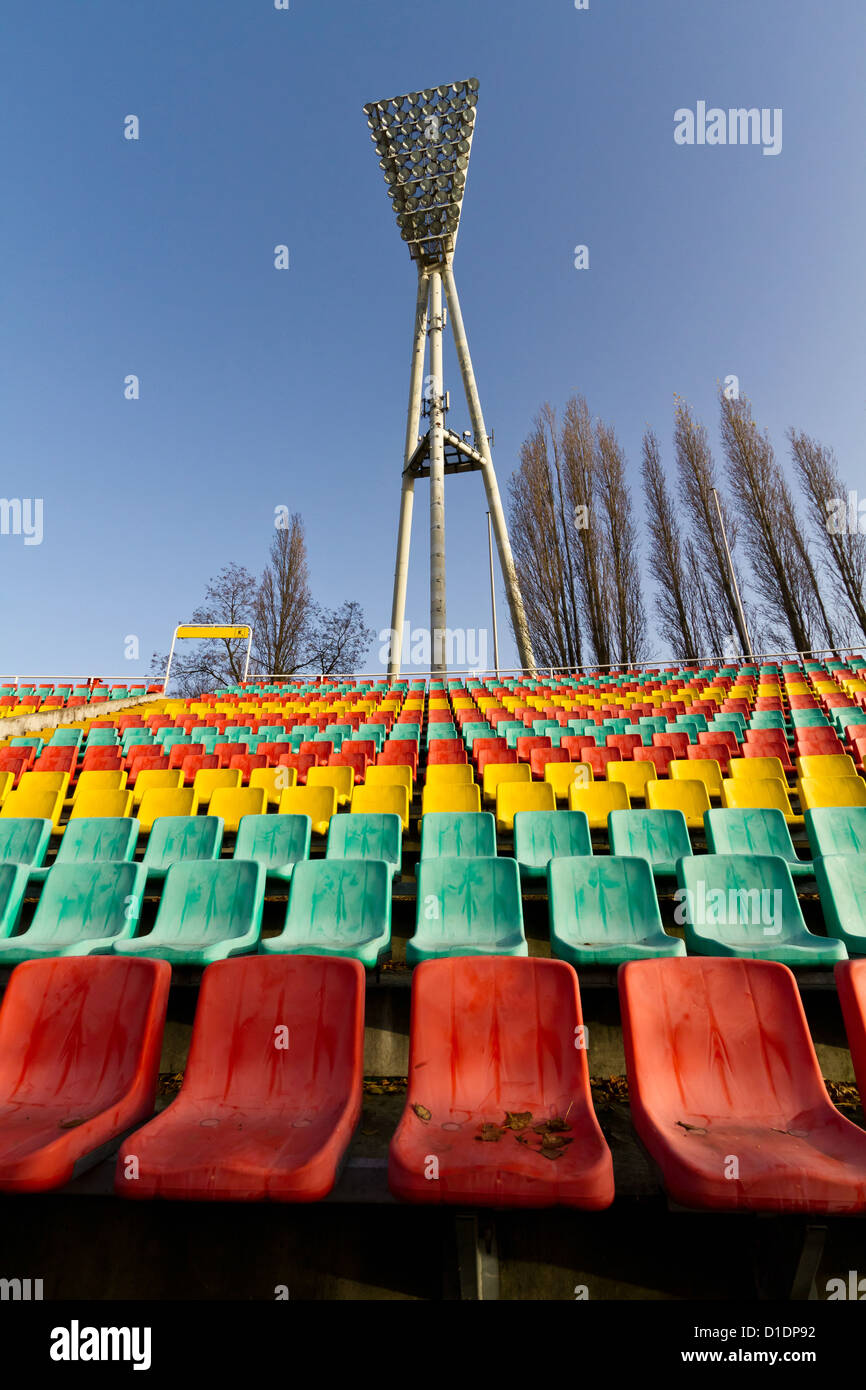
363, 79, 536, 677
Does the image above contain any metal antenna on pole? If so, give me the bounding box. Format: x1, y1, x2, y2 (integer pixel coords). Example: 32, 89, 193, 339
364, 79, 536, 678
712, 487, 753, 660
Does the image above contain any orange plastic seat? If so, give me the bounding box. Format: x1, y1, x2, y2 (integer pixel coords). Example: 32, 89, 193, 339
619, 956, 866, 1213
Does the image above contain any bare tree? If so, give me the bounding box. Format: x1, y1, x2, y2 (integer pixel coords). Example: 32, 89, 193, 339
595, 419, 647, 663
720, 393, 837, 652
674, 397, 752, 655
150, 563, 259, 695
253, 514, 312, 675
789, 428, 866, 642
302, 601, 374, 675
641, 430, 703, 660
561, 395, 611, 665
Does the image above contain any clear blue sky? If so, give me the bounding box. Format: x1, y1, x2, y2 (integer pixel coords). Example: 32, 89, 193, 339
2, 0, 863, 678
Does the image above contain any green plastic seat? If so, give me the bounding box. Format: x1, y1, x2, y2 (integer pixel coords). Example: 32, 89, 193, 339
233, 813, 311, 882
805, 806, 866, 859
704, 807, 813, 880
408, 857, 527, 963
0, 863, 32, 939
121, 860, 265, 965
419, 811, 497, 860
85, 729, 119, 747
326, 812, 402, 877
814, 856, 866, 955
675, 854, 846, 964
512, 810, 592, 881
607, 808, 691, 878
54, 816, 140, 868
548, 855, 684, 965
141, 815, 224, 881
0, 817, 53, 873
0, 862, 147, 962
262, 859, 391, 968
49, 729, 83, 747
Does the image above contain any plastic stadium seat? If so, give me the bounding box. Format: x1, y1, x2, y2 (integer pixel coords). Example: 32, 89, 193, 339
633, 745, 675, 776
388, 957, 614, 1209
262, 859, 391, 967
168, 741, 205, 770
705, 807, 813, 881
114, 954, 366, 1206
138, 815, 222, 882
408, 858, 526, 963
18, 770, 70, 801
351, 782, 410, 831
366, 764, 413, 799
645, 777, 710, 831
54, 816, 139, 867
482, 761, 530, 804
721, 775, 800, 826
608, 808, 692, 879
619, 956, 866, 1212
419, 811, 497, 861
425, 763, 474, 786
192, 767, 243, 808
729, 755, 790, 785
277, 785, 337, 836
0, 862, 147, 964
138, 788, 198, 833
670, 757, 723, 800
606, 760, 657, 800
795, 754, 858, 781
512, 810, 592, 881
233, 813, 310, 882
131, 768, 183, 805
68, 788, 134, 820
71, 769, 128, 799
493, 768, 560, 831
804, 806, 866, 859
206, 786, 267, 833
326, 812, 402, 877
0, 956, 169, 1193
548, 856, 684, 964
675, 854, 845, 964
568, 780, 629, 829
582, 746, 622, 779
813, 857, 866, 955
308, 764, 353, 807
121, 860, 265, 965
835, 962, 866, 1103
799, 775, 866, 812
653, 731, 689, 758
0, 818, 52, 872
0, 787, 64, 828
421, 782, 482, 818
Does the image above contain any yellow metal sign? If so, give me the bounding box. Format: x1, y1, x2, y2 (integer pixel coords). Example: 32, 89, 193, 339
176, 625, 250, 640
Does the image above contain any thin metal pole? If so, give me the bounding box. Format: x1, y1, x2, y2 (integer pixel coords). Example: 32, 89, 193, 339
388, 267, 430, 679
428, 270, 447, 674
163, 625, 180, 694
442, 264, 536, 674
712, 487, 753, 660
487, 512, 500, 679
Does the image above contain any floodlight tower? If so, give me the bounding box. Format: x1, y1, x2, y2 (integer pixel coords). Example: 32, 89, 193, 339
363, 79, 536, 678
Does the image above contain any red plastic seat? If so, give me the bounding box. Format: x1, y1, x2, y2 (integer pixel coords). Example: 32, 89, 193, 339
698, 729, 739, 756
652, 731, 689, 757
0, 957, 170, 1193
168, 741, 204, 770
835, 962, 866, 1103
529, 746, 570, 778
516, 735, 551, 763
179, 753, 220, 785
428, 739, 465, 756
115, 956, 364, 1202
795, 730, 845, 757
619, 957, 866, 1213
389, 957, 614, 1210
229, 753, 268, 781
582, 745, 621, 777
633, 745, 674, 776
686, 741, 731, 774
606, 734, 642, 758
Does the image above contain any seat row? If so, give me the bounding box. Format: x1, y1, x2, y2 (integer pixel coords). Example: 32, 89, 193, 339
5, 952, 866, 1211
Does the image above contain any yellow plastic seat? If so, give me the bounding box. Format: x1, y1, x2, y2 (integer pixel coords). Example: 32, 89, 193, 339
0, 787, 65, 828
795, 754, 859, 781
728, 756, 788, 783
670, 758, 723, 800
307, 764, 355, 807
720, 776, 800, 825
250, 765, 296, 807
421, 782, 482, 818
277, 784, 338, 836
606, 761, 657, 800
208, 786, 268, 833
351, 782, 410, 830
68, 789, 134, 819
192, 767, 243, 807
132, 768, 183, 807
482, 762, 531, 804
568, 781, 630, 830
544, 762, 593, 803
0, 770, 13, 806
18, 770, 70, 801
137, 787, 199, 833
495, 780, 556, 833
424, 764, 474, 787
646, 778, 711, 831
798, 775, 866, 812
70, 769, 128, 803
365, 764, 413, 799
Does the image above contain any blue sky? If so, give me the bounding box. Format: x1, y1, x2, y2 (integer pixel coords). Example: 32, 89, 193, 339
2, 0, 863, 678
